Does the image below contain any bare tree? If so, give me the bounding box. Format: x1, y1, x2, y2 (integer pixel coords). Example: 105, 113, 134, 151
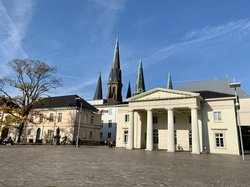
0, 59, 62, 143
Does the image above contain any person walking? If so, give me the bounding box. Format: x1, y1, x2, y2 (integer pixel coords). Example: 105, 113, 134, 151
62, 135, 67, 146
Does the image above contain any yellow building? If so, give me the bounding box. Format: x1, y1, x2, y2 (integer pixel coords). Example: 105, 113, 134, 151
1, 95, 101, 145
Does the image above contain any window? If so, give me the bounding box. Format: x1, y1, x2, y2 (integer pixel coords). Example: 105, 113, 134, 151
91, 116, 94, 124
125, 114, 129, 122
82, 130, 87, 139
30, 116, 34, 123
58, 113, 62, 122
27, 129, 32, 136
189, 116, 191, 124
215, 133, 224, 147
86, 114, 89, 124
153, 116, 158, 124
49, 113, 54, 122
89, 131, 93, 139
124, 130, 128, 144
214, 112, 222, 122
153, 129, 159, 144
109, 109, 112, 115
108, 132, 111, 138
101, 120, 103, 128
100, 132, 103, 139
39, 114, 43, 123
108, 120, 112, 128
48, 130, 53, 141
174, 116, 176, 124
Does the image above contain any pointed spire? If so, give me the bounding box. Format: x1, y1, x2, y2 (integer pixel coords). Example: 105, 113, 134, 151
108, 34, 121, 83
126, 82, 131, 99
167, 72, 173, 89
134, 58, 146, 95
107, 35, 123, 103
93, 73, 103, 100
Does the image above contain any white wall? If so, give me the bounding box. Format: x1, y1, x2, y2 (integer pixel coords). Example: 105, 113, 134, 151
202, 99, 240, 155
94, 105, 117, 143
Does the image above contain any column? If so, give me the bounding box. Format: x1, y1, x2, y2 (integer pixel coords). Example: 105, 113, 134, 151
191, 107, 200, 154
127, 110, 134, 149
146, 109, 153, 151
168, 108, 175, 152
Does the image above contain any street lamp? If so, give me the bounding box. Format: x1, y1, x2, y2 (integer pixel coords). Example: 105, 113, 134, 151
75, 97, 82, 148
230, 82, 244, 160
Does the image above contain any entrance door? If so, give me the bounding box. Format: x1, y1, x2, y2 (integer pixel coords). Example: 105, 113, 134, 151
153, 129, 159, 149
36, 128, 41, 141
189, 131, 192, 151
242, 126, 250, 153
55, 127, 60, 145
124, 130, 128, 146
1, 128, 9, 140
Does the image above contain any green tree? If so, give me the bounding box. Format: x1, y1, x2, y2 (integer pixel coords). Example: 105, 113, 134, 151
0, 59, 62, 143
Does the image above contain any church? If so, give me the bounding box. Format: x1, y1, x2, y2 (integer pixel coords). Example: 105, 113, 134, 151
90, 36, 250, 155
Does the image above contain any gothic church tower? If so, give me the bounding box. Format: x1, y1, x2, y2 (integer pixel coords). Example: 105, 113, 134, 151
107, 36, 123, 103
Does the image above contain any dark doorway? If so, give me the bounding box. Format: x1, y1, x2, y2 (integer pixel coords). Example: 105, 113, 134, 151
242, 126, 250, 153
1, 128, 9, 140
36, 128, 41, 143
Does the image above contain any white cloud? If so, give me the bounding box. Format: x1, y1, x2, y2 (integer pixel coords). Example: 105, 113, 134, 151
184, 19, 250, 42
0, 0, 35, 75
55, 71, 110, 97
61, 0, 128, 97
87, 0, 127, 42
143, 19, 250, 67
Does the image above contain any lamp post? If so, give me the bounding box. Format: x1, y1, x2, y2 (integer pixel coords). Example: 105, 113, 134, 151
75, 97, 82, 148
230, 82, 244, 160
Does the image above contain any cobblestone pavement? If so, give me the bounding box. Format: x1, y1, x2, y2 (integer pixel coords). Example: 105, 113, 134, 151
0, 145, 249, 187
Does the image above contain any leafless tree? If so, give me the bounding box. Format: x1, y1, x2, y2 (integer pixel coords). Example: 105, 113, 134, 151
0, 59, 62, 142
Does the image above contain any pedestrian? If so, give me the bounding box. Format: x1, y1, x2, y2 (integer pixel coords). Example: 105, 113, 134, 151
78, 138, 81, 147
4, 136, 13, 145
62, 135, 67, 146
107, 139, 111, 147
110, 140, 113, 148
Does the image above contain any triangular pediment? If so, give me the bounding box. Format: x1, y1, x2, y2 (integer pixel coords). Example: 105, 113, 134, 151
127, 88, 200, 102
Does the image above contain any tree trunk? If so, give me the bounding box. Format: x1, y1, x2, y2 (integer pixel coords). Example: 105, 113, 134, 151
17, 123, 24, 143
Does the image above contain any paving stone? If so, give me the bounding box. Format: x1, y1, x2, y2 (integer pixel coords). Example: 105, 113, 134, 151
0, 145, 249, 187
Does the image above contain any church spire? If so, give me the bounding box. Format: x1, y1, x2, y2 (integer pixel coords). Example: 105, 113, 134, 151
107, 35, 123, 103
126, 81, 131, 99
108, 34, 121, 84
134, 58, 145, 95
93, 73, 103, 100
167, 72, 173, 89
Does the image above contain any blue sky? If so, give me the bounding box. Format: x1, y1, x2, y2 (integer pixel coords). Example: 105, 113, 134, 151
1, 0, 250, 100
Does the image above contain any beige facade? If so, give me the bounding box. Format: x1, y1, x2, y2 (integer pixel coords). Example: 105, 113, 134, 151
239, 98, 250, 126
116, 88, 243, 155
1, 105, 101, 145
23, 107, 101, 144
201, 98, 240, 155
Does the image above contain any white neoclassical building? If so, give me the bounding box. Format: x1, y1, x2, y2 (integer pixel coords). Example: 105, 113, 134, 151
116, 88, 244, 155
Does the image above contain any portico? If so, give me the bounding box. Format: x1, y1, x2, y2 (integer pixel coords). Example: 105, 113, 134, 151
117, 88, 202, 154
